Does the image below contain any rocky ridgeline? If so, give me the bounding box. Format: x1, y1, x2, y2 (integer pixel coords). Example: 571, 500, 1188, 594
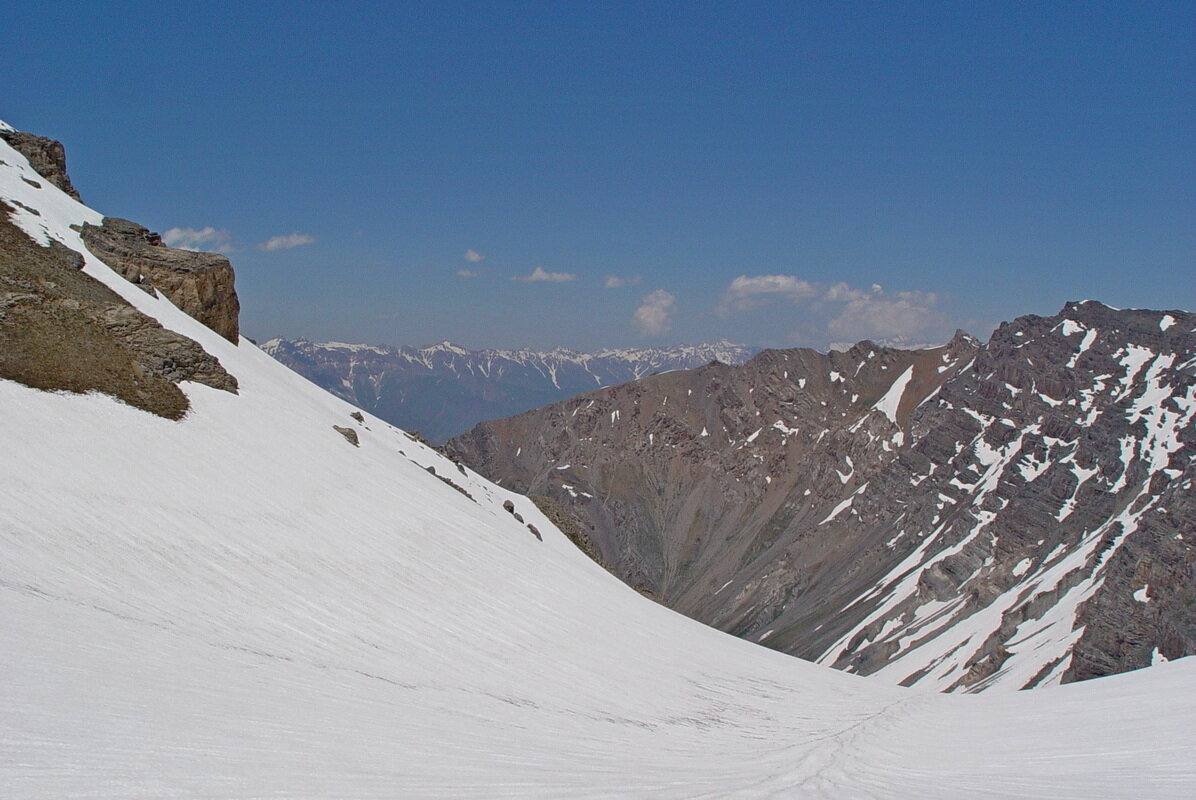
262, 337, 757, 443
0, 124, 239, 418
0, 127, 82, 201
447, 304, 1196, 690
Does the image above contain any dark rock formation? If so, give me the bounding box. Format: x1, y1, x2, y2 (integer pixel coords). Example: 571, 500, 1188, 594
80, 217, 240, 343
0, 202, 236, 419
448, 305, 1196, 690
0, 129, 82, 201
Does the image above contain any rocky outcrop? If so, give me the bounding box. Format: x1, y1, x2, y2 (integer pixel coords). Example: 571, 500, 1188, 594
448, 305, 1196, 690
80, 217, 240, 343
262, 338, 757, 443
0, 129, 81, 201
0, 202, 236, 419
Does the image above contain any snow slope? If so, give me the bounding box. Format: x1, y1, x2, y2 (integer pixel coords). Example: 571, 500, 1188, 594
2, 128, 1195, 797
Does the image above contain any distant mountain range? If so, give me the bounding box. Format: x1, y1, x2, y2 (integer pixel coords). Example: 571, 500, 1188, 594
261, 338, 758, 442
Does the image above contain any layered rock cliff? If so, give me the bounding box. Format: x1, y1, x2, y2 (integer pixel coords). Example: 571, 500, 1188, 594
80, 217, 240, 343
447, 304, 1196, 690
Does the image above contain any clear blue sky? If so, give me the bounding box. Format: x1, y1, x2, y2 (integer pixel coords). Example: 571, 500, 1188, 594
3, 1, 1192, 350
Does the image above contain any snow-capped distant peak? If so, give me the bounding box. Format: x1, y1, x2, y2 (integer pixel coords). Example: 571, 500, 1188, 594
0, 119, 14, 132
421, 341, 471, 356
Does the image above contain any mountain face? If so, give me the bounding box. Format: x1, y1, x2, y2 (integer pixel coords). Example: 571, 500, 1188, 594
5, 119, 1196, 797
261, 337, 757, 443
447, 305, 1196, 691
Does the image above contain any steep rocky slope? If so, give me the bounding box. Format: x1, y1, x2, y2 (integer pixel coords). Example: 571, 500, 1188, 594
448, 306, 1196, 690
263, 337, 755, 443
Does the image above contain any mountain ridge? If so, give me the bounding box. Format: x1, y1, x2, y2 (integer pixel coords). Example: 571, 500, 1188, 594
262, 336, 758, 442
447, 301, 1196, 691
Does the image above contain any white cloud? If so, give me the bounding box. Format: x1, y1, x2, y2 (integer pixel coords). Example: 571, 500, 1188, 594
162, 226, 235, 253
456, 269, 482, 278
512, 266, 578, 283
716, 273, 948, 347
604, 274, 642, 289
632, 289, 676, 336
718, 274, 820, 315
257, 232, 316, 251
464, 249, 484, 263
827, 289, 941, 342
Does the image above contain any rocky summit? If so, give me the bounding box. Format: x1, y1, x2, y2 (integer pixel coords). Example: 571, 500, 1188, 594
263, 338, 756, 443
447, 304, 1196, 691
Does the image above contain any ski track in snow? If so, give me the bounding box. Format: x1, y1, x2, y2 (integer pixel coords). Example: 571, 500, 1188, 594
3, 128, 1196, 798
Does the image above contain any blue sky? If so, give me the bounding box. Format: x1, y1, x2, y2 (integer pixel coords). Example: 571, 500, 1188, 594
3, 1, 1192, 350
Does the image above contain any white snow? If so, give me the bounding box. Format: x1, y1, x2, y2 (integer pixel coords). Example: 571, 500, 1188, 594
3, 131, 1196, 799
874, 366, 913, 425
772, 420, 799, 437
1134, 585, 1151, 603
1160, 314, 1177, 331
820, 496, 855, 524
1067, 328, 1098, 368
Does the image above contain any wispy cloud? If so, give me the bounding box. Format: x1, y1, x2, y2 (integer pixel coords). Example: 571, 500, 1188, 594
456, 269, 482, 278
512, 266, 578, 283
632, 289, 676, 336
604, 274, 642, 289
717, 274, 819, 315
162, 226, 235, 253
463, 248, 484, 263
717, 274, 946, 346
827, 288, 941, 342
258, 232, 316, 251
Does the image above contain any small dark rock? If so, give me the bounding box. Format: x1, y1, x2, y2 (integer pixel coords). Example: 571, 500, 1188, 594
333, 425, 359, 446
350, 411, 364, 423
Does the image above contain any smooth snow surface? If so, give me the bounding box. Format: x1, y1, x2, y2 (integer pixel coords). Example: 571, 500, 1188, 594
3, 133, 1196, 798
874, 365, 913, 424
